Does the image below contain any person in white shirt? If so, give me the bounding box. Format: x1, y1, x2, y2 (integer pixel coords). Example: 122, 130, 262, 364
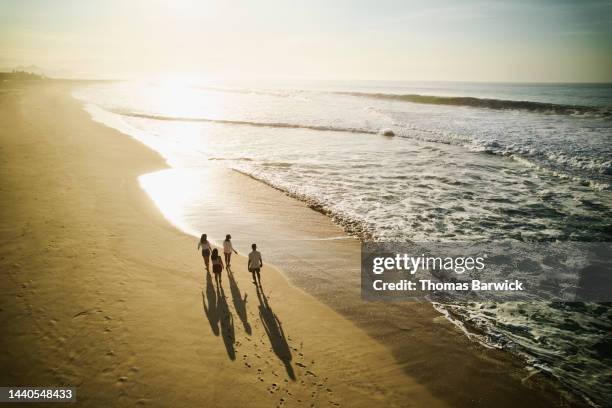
248, 243, 263, 284
223, 234, 238, 268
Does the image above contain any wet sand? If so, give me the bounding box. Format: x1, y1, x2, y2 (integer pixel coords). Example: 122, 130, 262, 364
141, 166, 585, 408
0, 80, 584, 407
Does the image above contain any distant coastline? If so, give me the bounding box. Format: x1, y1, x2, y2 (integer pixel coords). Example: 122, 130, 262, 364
0, 70, 46, 81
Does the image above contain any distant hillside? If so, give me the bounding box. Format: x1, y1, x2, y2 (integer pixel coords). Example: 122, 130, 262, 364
0, 70, 46, 80
0, 65, 78, 79
9, 65, 46, 75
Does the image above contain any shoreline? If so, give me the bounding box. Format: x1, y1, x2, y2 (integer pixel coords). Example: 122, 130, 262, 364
0, 80, 448, 407
0, 80, 587, 407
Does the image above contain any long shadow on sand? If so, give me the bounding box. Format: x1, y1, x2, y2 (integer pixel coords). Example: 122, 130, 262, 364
202, 271, 235, 360
217, 281, 236, 360
256, 283, 295, 380
227, 267, 252, 335
202, 270, 220, 336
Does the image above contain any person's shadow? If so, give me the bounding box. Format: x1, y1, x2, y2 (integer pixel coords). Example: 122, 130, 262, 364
256, 283, 295, 380
217, 281, 236, 360
202, 270, 220, 336
227, 267, 252, 335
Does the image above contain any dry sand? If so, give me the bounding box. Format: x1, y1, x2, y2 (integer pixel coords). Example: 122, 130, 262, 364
0, 81, 449, 407
0, 81, 584, 407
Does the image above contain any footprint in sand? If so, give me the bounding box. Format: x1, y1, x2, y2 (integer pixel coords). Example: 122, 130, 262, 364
72, 308, 101, 318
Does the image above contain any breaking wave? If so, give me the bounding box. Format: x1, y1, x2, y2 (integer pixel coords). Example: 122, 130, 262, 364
115, 109, 611, 191
117, 111, 378, 135
336, 92, 612, 117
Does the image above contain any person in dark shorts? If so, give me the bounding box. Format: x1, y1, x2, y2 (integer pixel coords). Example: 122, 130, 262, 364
197, 233, 212, 272
248, 243, 263, 284
211, 248, 224, 286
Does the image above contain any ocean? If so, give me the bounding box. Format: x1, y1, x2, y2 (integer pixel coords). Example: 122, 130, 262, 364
74, 80, 612, 407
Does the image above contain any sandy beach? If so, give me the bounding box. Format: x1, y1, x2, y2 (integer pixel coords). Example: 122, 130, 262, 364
0, 80, 586, 407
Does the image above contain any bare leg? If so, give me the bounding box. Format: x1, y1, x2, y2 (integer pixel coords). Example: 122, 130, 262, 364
204, 255, 210, 272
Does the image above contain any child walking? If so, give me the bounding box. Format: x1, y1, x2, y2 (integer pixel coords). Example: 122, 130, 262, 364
211, 248, 225, 286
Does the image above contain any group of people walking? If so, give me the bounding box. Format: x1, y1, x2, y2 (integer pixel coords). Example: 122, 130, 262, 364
197, 234, 263, 284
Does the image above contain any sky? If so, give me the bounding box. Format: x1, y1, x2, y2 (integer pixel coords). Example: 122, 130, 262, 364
1, 0, 611, 82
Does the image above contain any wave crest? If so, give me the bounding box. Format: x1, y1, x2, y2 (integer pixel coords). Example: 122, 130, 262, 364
118, 111, 378, 135
336, 92, 612, 117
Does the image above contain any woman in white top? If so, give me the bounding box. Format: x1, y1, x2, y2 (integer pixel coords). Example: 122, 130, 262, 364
223, 234, 238, 268
197, 233, 212, 272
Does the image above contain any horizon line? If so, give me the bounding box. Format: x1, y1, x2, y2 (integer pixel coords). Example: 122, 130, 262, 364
8, 75, 612, 85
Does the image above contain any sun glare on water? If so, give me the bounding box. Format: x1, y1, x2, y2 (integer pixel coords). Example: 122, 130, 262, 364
138, 169, 204, 239
147, 78, 208, 118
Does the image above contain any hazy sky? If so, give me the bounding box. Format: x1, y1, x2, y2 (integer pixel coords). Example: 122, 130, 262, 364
1, 0, 611, 81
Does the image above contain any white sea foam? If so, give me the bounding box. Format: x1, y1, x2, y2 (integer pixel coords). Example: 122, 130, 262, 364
73, 80, 612, 407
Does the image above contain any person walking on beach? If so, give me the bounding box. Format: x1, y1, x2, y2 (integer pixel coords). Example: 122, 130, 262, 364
223, 234, 238, 268
211, 248, 225, 286
197, 234, 212, 272
248, 243, 263, 284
